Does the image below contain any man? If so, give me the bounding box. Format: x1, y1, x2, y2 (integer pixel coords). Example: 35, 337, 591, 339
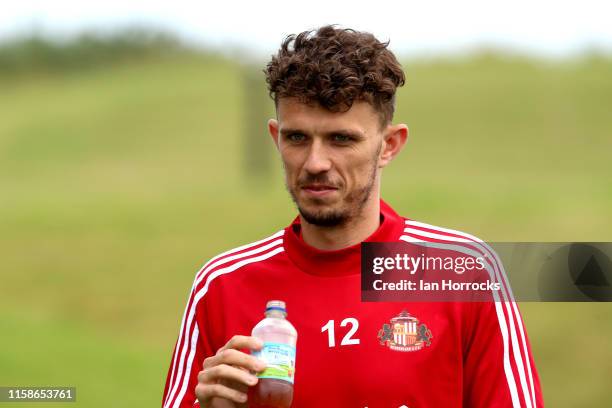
162, 26, 543, 407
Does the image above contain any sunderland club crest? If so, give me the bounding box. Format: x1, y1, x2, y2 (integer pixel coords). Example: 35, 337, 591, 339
377, 310, 433, 352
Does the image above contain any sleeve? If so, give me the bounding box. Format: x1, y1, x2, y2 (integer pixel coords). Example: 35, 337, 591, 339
462, 300, 544, 408
162, 279, 215, 408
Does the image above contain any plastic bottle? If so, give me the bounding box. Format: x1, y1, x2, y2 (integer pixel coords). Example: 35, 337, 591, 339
249, 300, 297, 408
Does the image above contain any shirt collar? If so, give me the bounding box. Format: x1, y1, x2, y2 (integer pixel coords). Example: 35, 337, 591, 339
283, 199, 406, 276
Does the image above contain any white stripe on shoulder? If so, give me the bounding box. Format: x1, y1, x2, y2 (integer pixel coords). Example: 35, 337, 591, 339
163, 229, 285, 408
398, 233, 522, 407
195, 234, 284, 286
167, 245, 285, 408
401, 220, 535, 407
196, 229, 285, 281
404, 219, 536, 407
406, 220, 485, 242
404, 220, 516, 299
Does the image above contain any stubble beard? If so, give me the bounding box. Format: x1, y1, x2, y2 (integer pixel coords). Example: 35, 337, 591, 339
285, 147, 381, 228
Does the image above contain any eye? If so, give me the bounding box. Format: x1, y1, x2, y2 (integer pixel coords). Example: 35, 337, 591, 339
332, 133, 353, 143
286, 133, 306, 142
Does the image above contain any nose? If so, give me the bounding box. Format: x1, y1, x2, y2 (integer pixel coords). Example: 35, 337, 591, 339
303, 139, 332, 174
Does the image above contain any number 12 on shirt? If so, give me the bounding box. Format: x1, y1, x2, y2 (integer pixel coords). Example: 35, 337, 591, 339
321, 317, 360, 347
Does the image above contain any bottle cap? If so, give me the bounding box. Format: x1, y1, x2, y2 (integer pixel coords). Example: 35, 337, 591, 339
265, 300, 286, 313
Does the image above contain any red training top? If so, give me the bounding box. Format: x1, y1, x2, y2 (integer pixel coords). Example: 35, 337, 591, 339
162, 199, 544, 408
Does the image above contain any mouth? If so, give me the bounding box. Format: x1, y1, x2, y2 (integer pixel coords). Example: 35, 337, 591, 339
300, 184, 338, 197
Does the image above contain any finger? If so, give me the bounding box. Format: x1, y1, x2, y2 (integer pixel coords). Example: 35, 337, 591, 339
195, 382, 248, 405
221, 378, 248, 394
199, 364, 259, 387
206, 348, 267, 372
218, 335, 264, 353
221, 348, 268, 372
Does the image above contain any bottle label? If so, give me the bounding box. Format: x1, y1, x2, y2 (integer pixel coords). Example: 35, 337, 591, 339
252, 342, 296, 384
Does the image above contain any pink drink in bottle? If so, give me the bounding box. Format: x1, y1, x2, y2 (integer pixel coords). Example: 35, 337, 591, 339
249, 300, 297, 408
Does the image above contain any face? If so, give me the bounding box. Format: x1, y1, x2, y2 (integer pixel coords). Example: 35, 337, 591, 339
269, 98, 404, 227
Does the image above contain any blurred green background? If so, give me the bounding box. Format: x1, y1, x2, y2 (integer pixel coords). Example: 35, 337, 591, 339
1, 31, 611, 407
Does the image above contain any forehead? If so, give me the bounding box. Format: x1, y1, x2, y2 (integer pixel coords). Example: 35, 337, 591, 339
276, 98, 381, 135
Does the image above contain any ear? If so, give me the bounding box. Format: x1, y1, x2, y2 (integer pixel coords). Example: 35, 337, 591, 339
379, 124, 408, 168
268, 118, 280, 149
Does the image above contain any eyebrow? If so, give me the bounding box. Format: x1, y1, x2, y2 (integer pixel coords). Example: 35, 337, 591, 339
279, 128, 365, 139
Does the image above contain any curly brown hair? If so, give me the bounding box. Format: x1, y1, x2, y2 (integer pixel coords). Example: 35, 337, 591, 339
265, 25, 405, 126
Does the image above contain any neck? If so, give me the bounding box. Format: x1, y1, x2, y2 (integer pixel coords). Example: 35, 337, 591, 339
300, 192, 381, 251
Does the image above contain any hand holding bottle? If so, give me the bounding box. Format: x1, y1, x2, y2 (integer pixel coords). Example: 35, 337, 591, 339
196, 335, 267, 407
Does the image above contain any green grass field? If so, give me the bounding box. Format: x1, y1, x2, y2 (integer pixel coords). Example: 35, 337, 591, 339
1, 52, 611, 407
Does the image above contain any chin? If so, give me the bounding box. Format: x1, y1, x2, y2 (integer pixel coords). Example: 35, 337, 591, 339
299, 206, 349, 227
